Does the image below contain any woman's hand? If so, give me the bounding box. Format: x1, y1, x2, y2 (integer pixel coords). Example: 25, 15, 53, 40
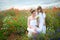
34, 28, 37, 32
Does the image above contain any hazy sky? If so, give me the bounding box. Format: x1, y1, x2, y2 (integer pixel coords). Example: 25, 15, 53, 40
0, 0, 60, 10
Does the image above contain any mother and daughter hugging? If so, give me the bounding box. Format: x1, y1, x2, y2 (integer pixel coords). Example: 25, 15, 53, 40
27, 6, 46, 40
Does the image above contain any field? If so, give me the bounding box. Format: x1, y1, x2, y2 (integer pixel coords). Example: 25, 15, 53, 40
0, 8, 60, 40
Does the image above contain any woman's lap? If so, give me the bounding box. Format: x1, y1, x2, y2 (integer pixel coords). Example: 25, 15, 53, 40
27, 26, 46, 37
27, 28, 39, 37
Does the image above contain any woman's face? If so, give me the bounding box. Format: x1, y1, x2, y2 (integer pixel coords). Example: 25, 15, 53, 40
37, 9, 41, 13
32, 11, 36, 16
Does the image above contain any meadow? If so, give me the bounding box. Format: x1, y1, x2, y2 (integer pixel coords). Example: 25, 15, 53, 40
0, 8, 60, 40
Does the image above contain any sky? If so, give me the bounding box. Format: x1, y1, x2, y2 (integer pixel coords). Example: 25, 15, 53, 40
0, 0, 60, 10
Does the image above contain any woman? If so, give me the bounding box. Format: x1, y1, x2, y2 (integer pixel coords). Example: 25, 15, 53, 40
36, 6, 46, 34
27, 9, 39, 39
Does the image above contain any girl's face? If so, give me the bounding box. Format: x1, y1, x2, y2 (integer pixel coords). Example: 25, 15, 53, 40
32, 11, 36, 16
37, 9, 41, 13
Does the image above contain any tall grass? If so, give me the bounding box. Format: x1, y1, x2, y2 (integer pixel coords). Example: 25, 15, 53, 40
0, 9, 60, 40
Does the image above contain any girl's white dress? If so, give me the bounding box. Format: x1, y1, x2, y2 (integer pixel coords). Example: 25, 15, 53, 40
37, 12, 46, 34
27, 19, 40, 37
27, 19, 36, 37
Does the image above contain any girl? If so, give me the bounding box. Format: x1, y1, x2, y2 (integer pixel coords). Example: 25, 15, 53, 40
27, 9, 39, 39
36, 6, 46, 34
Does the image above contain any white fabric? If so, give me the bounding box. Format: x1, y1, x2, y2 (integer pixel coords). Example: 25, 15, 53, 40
27, 19, 42, 32
27, 19, 37, 33
35, 12, 46, 33
30, 20, 37, 27
27, 19, 37, 37
27, 12, 46, 37
38, 12, 46, 34
27, 19, 42, 37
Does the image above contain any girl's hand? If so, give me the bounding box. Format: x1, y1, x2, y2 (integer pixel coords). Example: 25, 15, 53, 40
34, 28, 37, 31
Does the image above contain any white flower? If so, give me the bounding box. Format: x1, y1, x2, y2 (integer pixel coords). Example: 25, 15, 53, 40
35, 15, 39, 19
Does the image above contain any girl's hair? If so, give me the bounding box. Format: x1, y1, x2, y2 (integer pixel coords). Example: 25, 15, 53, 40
37, 6, 43, 13
30, 9, 35, 14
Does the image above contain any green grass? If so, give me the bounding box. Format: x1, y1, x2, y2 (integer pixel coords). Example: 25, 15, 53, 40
0, 9, 60, 40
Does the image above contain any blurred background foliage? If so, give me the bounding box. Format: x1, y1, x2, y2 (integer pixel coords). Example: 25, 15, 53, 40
0, 8, 60, 40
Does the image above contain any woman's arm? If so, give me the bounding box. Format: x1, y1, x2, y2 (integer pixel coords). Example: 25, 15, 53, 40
27, 17, 31, 28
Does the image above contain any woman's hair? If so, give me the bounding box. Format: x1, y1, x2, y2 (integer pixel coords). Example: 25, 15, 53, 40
37, 6, 43, 13
30, 9, 35, 14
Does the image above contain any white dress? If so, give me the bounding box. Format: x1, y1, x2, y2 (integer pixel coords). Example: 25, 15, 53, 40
36, 12, 46, 34
27, 19, 37, 37
27, 19, 41, 37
